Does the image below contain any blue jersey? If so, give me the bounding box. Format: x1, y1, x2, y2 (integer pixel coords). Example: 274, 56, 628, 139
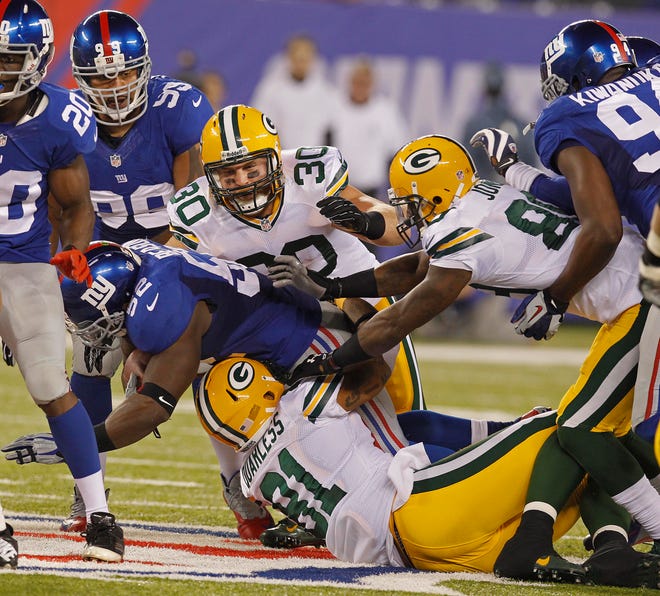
123, 239, 322, 369
81, 76, 213, 243
0, 83, 96, 263
535, 64, 660, 236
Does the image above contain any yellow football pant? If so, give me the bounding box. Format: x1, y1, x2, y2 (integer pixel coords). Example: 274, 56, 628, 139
390, 412, 582, 572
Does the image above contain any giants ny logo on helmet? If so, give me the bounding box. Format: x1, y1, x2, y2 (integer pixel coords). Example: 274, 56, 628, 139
80, 275, 117, 316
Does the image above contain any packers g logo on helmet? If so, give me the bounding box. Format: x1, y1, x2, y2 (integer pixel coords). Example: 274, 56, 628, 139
194, 357, 284, 452
388, 135, 477, 248
402, 148, 441, 175
200, 104, 284, 218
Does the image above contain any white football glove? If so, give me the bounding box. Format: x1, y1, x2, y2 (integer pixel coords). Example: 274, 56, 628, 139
511, 290, 568, 341
470, 127, 519, 176
2, 433, 64, 465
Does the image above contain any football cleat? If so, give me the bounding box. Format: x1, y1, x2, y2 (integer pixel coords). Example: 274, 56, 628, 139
0, 523, 18, 569
222, 473, 274, 540
584, 540, 660, 588
61, 485, 110, 533
81, 512, 124, 562
259, 518, 325, 549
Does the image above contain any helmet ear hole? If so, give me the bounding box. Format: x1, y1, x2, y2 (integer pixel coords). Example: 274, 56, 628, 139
432, 196, 443, 205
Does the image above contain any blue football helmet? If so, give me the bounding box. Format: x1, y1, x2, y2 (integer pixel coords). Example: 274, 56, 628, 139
627, 36, 660, 67
60, 241, 141, 350
540, 20, 634, 101
0, 0, 54, 106
70, 10, 152, 126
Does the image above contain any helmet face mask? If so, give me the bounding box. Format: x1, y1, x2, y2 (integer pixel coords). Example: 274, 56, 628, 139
70, 10, 152, 126
195, 358, 284, 452
201, 105, 284, 217
60, 241, 141, 351
540, 20, 634, 102
0, 0, 54, 106
388, 135, 476, 248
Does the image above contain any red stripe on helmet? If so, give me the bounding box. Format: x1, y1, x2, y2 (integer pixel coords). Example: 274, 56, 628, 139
99, 10, 113, 56
0, 0, 12, 21
596, 20, 631, 62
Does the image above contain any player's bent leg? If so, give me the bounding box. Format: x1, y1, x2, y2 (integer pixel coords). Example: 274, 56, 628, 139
391, 411, 583, 577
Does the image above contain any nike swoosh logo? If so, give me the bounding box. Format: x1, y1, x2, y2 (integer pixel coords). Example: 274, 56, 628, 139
146, 293, 159, 311
158, 395, 174, 408
528, 305, 544, 323
192, 96, 202, 107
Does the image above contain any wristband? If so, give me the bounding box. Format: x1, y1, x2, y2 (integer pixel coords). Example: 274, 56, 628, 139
363, 212, 386, 240
140, 382, 177, 416
94, 422, 117, 453
332, 334, 373, 368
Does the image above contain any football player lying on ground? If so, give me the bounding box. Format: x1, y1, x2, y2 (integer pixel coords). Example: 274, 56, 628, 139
2, 240, 538, 547
199, 355, 660, 587
269, 134, 660, 577
5, 343, 660, 587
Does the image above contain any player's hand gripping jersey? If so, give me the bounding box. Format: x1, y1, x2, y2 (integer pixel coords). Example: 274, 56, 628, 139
534, 63, 660, 236
423, 179, 644, 323
83, 76, 212, 242
0, 84, 96, 263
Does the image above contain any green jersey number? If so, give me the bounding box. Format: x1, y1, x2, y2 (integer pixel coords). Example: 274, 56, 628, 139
293, 147, 328, 185
170, 181, 211, 227
260, 449, 346, 537
505, 194, 578, 250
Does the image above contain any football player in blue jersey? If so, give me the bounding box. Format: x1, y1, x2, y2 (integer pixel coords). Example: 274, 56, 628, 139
49, 10, 213, 533
0, 0, 123, 564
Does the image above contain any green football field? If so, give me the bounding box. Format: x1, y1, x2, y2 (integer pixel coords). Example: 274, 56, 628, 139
0, 324, 656, 595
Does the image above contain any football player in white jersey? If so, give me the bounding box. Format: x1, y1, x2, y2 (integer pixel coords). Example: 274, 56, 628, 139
0, 0, 123, 563
47, 10, 213, 533
273, 135, 660, 577
193, 354, 660, 588
167, 104, 424, 541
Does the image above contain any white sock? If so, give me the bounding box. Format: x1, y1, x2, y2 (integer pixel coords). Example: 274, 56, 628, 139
612, 475, 660, 539
75, 470, 109, 519
209, 435, 243, 485
0, 501, 6, 531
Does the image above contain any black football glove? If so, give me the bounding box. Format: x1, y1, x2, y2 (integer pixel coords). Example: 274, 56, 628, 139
317, 197, 384, 239
469, 127, 519, 176
2, 340, 13, 367
287, 352, 342, 386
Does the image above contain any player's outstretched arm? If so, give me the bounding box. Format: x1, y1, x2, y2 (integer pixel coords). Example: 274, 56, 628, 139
289, 266, 471, 383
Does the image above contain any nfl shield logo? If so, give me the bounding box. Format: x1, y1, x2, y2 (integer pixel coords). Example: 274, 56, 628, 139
260, 218, 272, 231
0, 134, 7, 147
110, 154, 122, 168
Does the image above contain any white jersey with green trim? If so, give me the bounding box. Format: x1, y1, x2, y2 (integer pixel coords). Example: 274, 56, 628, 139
167, 146, 379, 279
239, 376, 427, 566
423, 179, 644, 324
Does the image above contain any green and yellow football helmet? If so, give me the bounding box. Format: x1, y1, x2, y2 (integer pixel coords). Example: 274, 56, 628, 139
195, 357, 284, 452
200, 104, 284, 216
388, 135, 477, 247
